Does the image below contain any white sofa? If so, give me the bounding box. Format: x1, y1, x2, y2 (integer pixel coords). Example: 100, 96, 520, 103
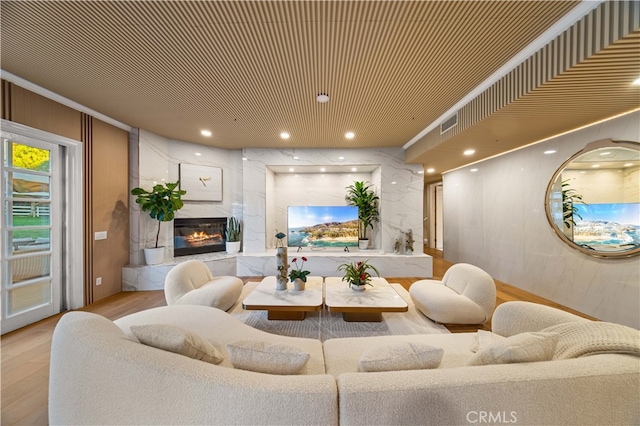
49, 301, 640, 425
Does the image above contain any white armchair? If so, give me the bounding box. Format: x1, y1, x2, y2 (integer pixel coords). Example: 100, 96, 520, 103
409, 263, 496, 324
164, 259, 243, 311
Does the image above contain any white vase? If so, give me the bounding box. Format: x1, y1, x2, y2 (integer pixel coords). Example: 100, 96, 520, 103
358, 239, 369, 250
143, 247, 165, 265
293, 278, 305, 291
352, 284, 367, 291
226, 241, 241, 254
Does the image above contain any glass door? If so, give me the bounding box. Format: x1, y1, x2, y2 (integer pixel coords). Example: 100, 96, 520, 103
1, 138, 62, 334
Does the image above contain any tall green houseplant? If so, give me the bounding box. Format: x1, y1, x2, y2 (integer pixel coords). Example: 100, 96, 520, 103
131, 181, 186, 248
345, 181, 380, 242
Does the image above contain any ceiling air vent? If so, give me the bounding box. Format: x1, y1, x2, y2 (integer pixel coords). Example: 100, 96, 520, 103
440, 113, 458, 134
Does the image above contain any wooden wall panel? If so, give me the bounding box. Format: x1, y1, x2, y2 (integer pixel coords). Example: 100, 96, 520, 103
90, 118, 129, 301
9, 85, 82, 141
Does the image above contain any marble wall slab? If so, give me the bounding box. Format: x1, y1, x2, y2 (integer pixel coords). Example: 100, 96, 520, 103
130, 129, 243, 265
442, 111, 640, 328
242, 147, 424, 254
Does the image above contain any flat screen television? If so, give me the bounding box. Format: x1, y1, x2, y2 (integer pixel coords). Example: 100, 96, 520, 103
573, 202, 640, 248
287, 205, 359, 248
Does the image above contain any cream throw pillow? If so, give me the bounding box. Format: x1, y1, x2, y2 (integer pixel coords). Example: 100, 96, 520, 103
226, 340, 310, 375
358, 342, 444, 372
469, 330, 506, 353
467, 332, 558, 366
130, 324, 223, 364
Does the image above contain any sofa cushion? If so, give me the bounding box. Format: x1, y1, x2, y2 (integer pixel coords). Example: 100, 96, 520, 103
226, 340, 310, 375
358, 342, 443, 372
467, 331, 558, 366
130, 324, 224, 364
541, 321, 640, 360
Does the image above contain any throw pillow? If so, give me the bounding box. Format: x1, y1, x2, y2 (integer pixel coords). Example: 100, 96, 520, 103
469, 330, 506, 353
540, 321, 640, 360
467, 332, 558, 366
130, 324, 223, 364
358, 342, 444, 372
226, 340, 310, 375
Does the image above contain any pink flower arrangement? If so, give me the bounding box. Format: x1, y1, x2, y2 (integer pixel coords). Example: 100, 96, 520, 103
288, 257, 310, 282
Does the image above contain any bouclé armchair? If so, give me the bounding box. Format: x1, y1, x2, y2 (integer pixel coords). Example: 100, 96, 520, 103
164, 259, 243, 311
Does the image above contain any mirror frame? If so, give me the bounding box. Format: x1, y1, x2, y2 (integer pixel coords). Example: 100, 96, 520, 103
544, 138, 640, 259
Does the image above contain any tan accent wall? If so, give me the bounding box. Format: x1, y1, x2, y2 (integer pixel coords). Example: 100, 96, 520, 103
2, 79, 130, 305
90, 118, 129, 300
8, 85, 82, 141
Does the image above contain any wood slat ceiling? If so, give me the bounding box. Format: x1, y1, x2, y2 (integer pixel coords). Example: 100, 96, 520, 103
415, 31, 640, 181
2, 1, 637, 177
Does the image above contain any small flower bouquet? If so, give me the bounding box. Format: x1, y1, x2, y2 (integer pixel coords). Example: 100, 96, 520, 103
338, 259, 379, 288
288, 257, 310, 282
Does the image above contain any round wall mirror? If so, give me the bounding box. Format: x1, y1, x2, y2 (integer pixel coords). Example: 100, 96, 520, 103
545, 139, 640, 258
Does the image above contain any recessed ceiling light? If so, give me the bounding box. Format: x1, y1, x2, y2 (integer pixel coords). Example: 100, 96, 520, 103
195, 152, 202, 156
544, 150, 556, 154
632, 77, 640, 85
464, 149, 475, 156
351, 167, 358, 172
426, 168, 435, 173
316, 93, 329, 103
345, 132, 355, 139
201, 130, 212, 137
280, 132, 290, 139
470, 168, 478, 172
320, 167, 326, 172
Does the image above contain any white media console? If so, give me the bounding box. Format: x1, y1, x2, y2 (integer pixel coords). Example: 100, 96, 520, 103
122, 249, 433, 291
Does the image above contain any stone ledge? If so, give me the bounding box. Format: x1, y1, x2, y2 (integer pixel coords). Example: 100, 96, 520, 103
123, 250, 432, 291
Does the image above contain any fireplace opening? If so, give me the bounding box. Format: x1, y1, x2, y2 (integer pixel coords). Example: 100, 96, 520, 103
174, 217, 226, 257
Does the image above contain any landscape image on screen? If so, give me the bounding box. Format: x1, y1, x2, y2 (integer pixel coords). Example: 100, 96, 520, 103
287, 206, 359, 247
573, 202, 640, 250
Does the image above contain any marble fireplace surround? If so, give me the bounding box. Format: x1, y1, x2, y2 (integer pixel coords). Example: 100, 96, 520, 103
125, 130, 431, 290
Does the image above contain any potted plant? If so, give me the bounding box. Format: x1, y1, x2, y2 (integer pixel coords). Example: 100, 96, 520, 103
225, 216, 242, 254
345, 181, 380, 250
288, 256, 310, 290
131, 181, 186, 265
337, 259, 380, 291
562, 179, 586, 230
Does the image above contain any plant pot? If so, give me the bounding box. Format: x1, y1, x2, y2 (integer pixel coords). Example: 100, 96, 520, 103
226, 241, 241, 254
351, 284, 367, 291
293, 278, 305, 291
358, 239, 369, 250
143, 247, 165, 265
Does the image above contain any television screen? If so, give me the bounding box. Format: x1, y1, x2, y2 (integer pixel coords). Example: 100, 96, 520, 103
287, 206, 359, 247
573, 202, 640, 249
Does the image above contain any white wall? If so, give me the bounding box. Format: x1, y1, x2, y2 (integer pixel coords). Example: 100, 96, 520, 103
443, 111, 640, 328
130, 129, 243, 264
242, 148, 424, 254
131, 138, 424, 262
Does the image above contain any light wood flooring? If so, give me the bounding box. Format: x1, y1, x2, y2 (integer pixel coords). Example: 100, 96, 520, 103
1, 248, 594, 425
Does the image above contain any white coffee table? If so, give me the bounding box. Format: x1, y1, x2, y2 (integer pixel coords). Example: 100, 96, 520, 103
324, 277, 408, 322
242, 276, 324, 320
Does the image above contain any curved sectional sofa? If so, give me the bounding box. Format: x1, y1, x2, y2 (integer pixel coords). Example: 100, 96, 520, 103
49, 301, 640, 425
